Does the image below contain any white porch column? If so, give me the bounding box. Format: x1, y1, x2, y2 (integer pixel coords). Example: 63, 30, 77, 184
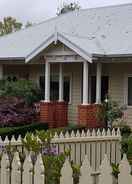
45, 61, 50, 102
96, 63, 102, 104
59, 63, 64, 102
83, 61, 89, 105
0, 65, 3, 80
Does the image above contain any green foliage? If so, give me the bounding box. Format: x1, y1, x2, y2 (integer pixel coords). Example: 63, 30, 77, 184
0, 17, 22, 36
22, 132, 41, 152
57, 2, 81, 15
0, 123, 48, 139
0, 80, 41, 105
71, 162, 80, 184
102, 97, 123, 127
111, 163, 120, 178
120, 125, 131, 138
43, 154, 66, 184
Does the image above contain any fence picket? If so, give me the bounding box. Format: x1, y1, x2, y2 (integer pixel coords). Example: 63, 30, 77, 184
79, 155, 93, 184
0, 153, 10, 184
23, 153, 33, 184
34, 153, 45, 184
60, 159, 73, 184
11, 152, 21, 184
98, 154, 113, 184
118, 154, 132, 184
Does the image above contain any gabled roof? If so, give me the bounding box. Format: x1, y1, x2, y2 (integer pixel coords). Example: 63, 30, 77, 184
0, 3, 132, 62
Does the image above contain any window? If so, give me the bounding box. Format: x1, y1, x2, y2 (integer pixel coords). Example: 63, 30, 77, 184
128, 77, 132, 106
90, 76, 109, 103
39, 74, 72, 103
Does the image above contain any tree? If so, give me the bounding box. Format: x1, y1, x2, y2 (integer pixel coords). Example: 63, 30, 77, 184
57, 2, 81, 15
25, 21, 33, 28
0, 16, 22, 36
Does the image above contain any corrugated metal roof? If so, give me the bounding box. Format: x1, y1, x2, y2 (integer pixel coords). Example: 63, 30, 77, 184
0, 3, 132, 61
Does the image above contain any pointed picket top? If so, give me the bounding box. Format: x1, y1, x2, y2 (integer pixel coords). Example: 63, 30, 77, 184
117, 128, 121, 137
59, 132, 64, 139
98, 154, 113, 184
107, 128, 111, 136
112, 128, 116, 136
97, 129, 101, 136
10, 135, 16, 145
34, 153, 45, 184
60, 159, 73, 184
80, 155, 93, 184
86, 129, 90, 137
17, 135, 22, 145
4, 136, 9, 144
76, 130, 80, 137
65, 131, 70, 138
118, 154, 132, 184
102, 128, 106, 136
54, 132, 59, 139
23, 153, 33, 184
71, 130, 75, 138
92, 129, 96, 137
81, 130, 86, 137
0, 136, 3, 143
11, 152, 21, 184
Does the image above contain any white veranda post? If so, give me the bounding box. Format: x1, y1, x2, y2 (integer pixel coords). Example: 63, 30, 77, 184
59, 63, 64, 102
96, 63, 102, 104
0, 65, 3, 80
45, 61, 50, 102
83, 61, 89, 105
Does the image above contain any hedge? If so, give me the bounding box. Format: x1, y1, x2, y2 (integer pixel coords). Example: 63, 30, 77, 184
0, 123, 48, 139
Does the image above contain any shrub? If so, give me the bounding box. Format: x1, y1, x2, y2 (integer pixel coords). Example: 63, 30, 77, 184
0, 96, 36, 126
0, 79, 41, 105
0, 123, 48, 139
102, 97, 124, 127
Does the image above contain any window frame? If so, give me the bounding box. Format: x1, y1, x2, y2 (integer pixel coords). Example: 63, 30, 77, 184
39, 73, 72, 104
124, 74, 132, 107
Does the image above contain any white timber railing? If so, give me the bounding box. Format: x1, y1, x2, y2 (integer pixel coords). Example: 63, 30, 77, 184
0, 152, 132, 184
0, 128, 121, 170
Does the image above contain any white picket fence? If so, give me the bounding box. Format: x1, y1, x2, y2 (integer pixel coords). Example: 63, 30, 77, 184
0, 128, 121, 171
0, 151, 132, 184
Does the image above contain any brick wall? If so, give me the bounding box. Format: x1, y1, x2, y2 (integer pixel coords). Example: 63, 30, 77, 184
78, 104, 106, 128
40, 101, 68, 128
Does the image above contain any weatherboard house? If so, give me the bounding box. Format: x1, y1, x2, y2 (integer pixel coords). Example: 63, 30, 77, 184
0, 4, 132, 128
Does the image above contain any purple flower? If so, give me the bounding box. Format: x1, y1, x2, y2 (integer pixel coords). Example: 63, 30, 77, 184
42, 145, 59, 156
0, 144, 5, 153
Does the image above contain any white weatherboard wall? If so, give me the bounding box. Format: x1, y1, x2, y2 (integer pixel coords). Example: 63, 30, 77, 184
108, 62, 132, 128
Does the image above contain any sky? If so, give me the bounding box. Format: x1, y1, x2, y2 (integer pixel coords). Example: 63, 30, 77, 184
0, 0, 132, 24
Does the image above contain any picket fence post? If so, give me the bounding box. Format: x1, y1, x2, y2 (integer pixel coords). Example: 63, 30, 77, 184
11, 152, 21, 184
0, 153, 10, 184
118, 154, 132, 184
23, 153, 33, 184
34, 153, 45, 184
79, 155, 93, 184
98, 154, 113, 184
60, 159, 73, 184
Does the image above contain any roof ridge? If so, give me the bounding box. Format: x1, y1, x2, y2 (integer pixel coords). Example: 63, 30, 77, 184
0, 3, 131, 40
79, 2, 132, 13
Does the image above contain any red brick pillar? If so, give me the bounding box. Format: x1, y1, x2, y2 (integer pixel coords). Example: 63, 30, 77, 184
40, 101, 56, 128
55, 101, 68, 128
78, 104, 106, 128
